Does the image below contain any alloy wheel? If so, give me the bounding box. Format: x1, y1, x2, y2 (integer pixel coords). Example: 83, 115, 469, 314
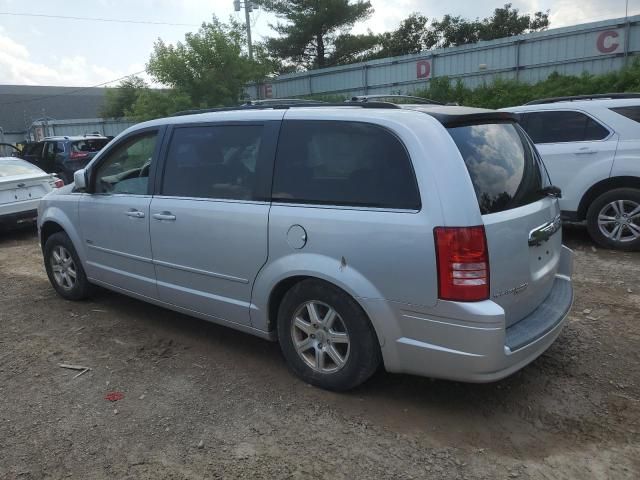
597, 200, 640, 243
50, 245, 77, 290
290, 300, 350, 374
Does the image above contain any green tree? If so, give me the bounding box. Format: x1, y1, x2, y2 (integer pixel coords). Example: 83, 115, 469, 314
327, 31, 379, 65
100, 75, 148, 118
146, 16, 269, 108
478, 3, 549, 41
374, 3, 550, 59
256, 0, 375, 70
431, 4, 549, 48
430, 15, 481, 48
375, 13, 433, 58
126, 90, 193, 122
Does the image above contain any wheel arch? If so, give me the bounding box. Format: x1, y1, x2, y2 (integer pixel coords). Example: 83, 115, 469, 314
38, 207, 86, 264
262, 272, 384, 349
40, 220, 65, 250
577, 176, 640, 220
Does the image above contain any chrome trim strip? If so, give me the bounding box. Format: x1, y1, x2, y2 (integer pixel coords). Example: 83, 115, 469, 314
86, 243, 153, 263
153, 259, 249, 284
87, 244, 248, 284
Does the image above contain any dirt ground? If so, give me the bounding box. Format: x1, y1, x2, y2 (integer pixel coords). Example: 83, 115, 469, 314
0, 225, 638, 480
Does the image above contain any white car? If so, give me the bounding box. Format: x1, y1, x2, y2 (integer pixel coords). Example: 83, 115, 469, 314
0, 157, 63, 229
503, 94, 640, 250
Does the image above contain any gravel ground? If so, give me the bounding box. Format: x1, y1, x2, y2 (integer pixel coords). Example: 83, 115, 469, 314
0, 225, 638, 479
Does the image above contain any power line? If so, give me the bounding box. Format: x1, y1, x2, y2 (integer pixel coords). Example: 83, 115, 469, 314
0, 70, 148, 107
0, 12, 200, 27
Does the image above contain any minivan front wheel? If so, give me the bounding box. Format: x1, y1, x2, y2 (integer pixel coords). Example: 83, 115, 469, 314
277, 279, 381, 391
587, 188, 640, 251
44, 232, 92, 300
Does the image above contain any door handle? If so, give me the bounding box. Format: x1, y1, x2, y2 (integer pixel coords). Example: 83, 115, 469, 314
152, 212, 176, 221
575, 147, 597, 155
125, 209, 145, 218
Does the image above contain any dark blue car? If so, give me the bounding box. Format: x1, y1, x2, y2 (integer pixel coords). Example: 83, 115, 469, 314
21, 135, 111, 184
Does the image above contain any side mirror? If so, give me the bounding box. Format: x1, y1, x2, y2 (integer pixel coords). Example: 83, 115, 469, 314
73, 169, 87, 191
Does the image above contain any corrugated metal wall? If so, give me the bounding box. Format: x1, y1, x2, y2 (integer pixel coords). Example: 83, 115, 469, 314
29, 118, 136, 142
246, 15, 640, 99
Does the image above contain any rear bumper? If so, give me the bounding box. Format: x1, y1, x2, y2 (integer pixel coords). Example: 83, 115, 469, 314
0, 208, 38, 228
363, 245, 574, 382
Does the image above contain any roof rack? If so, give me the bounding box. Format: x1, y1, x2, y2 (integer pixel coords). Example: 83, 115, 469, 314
171, 101, 401, 117
348, 94, 443, 105
242, 98, 327, 106
525, 93, 640, 105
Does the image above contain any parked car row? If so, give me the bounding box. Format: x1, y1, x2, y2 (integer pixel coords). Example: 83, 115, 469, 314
20, 135, 111, 185
0, 158, 63, 229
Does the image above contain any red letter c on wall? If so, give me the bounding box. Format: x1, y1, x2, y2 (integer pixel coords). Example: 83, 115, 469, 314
597, 30, 620, 54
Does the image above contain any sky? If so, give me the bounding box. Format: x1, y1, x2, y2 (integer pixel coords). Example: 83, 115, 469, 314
0, 0, 637, 87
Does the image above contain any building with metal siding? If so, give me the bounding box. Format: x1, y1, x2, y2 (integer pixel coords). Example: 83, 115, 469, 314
0, 85, 136, 144
246, 15, 639, 100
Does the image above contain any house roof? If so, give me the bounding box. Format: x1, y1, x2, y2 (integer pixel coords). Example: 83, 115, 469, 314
0, 85, 107, 134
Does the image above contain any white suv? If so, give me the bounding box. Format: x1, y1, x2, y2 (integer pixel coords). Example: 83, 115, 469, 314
504, 94, 640, 250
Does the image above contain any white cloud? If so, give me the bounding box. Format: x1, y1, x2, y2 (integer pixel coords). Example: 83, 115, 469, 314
0, 31, 124, 86
550, 0, 639, 26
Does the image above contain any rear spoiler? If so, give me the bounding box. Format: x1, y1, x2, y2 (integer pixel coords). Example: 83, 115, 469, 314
428, 111, 521, 128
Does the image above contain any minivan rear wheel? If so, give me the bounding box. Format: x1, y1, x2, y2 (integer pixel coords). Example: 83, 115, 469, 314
586, 188, 640, 251
277, 279, 381, 391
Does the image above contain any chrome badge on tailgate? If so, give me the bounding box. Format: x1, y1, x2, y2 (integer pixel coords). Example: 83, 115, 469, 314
528, 215, 562, 247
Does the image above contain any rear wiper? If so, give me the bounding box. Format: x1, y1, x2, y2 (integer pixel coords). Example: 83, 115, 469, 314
539, 185, 562, 198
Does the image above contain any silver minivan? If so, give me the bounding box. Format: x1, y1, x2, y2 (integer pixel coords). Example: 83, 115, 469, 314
38, 103, 573, 390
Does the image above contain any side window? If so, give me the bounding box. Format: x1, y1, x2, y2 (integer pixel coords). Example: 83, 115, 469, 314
26, 142, 45, 159
55, 142, 65, 154
93, 131, 158, 195
522, 111, 609, 144
272, 120, 420, 209
610, 106, 640, 123
43, 142, 56, 161
162, 125, 264, 201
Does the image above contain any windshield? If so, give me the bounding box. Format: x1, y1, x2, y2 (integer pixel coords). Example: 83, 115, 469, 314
448, 122, 544, 214
0, 159, 45, 177
72, 138, 109, 153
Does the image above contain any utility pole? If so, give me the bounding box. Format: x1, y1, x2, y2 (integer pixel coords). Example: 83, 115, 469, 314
234, 0, 255, 60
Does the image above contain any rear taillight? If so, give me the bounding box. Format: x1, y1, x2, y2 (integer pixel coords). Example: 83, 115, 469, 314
54, 178, 64, 188
69, 151, 89, 160
434, 226, 489, 302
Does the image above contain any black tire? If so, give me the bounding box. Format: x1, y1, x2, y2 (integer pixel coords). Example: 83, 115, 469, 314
44, 231, 93, 300
277, 279, 381, 391
586, 188, 640, 251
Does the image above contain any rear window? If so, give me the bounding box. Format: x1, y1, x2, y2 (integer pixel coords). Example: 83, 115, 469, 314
72, 139, 109, 153
272, 120, 420, 209
610, 106, 640, 123
0, 159, 44, 177
448, 123, 543, 214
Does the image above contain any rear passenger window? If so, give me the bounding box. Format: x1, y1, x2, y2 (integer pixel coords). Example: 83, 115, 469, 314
610, 106, 640, 123
162, 125, 263, 201
522, 111, 609, 143
448, 123, 543, 214
272, 121, 420, 209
